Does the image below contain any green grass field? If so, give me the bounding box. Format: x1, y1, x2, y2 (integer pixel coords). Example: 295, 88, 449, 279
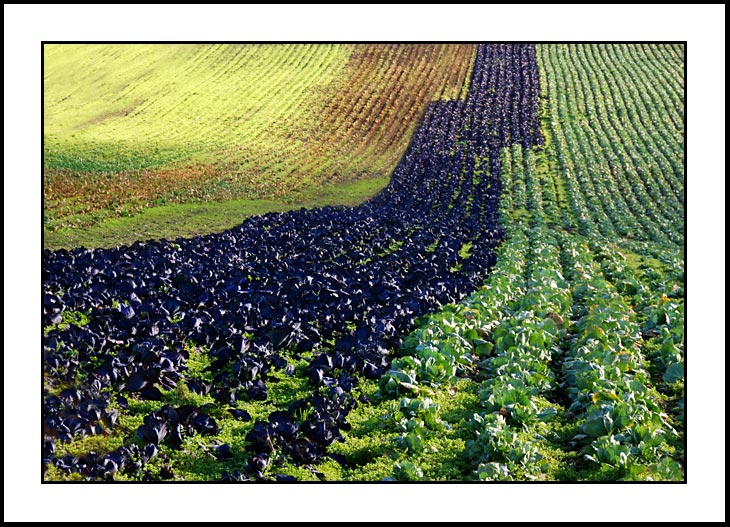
45, 44, 352, 171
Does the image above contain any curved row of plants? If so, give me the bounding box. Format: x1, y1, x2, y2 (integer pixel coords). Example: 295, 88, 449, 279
368, 44, 684, 481
537, 44, 684, 249
43, 44, 541, 481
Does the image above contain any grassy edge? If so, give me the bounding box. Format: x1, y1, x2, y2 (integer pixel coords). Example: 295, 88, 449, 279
44, 176, 390, 250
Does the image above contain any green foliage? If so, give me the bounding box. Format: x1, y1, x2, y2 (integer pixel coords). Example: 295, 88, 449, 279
43, 309, 90, 334
184, 342, 213, 382
390, 461, 424, 481
372, 45, 685, 479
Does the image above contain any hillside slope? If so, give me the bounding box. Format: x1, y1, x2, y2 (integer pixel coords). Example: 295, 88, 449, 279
44, 44, 476, 237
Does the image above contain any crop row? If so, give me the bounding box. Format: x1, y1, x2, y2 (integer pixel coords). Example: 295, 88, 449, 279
375, 45, 684, 479
377, 154, 684, 481
560, 234, 683, 480
538, 44, 684, 248
42, 44, 538, 480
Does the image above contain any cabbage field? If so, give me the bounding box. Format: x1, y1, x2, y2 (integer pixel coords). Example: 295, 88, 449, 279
43, 43, 685, 481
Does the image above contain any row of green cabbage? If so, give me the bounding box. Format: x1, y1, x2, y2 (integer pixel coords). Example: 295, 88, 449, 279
466, 227, 570, 480
379, 227, 683, 480
377, 220, 573, 480
560, 234, 683, 479
588, 239, 684, 383
378, 224, 530, 397
376, 221, 530, 480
